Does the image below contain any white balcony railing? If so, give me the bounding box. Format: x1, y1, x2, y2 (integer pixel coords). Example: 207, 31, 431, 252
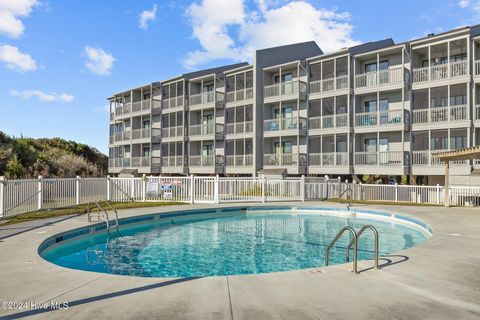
190, 123, 214, 136
354, 151, 405, 166
162, 126, 183, 138
412, 150, 469, 166
226, 121, 254, 135
355, 110, 404, 127
113, 131, 131, 142
152, 99, 161, 109
263, 153, 307, 166
162, 156, 185, 167
264, 80, 307, 98
412, 105, 468, 124
264, 117, 307, 132
355, 67, 404, 89
110, 157, 160, 168
309, 152, 349, 166
190, 155, 214, 166
189, 92, 216, 106
412, 60, 468, 84
163, 96, 184, 109
131, 128, 150, 140
309, 75, 349, 94
226, 88, 254, 103
309, 113, 348, 130
226, 154, 254, 167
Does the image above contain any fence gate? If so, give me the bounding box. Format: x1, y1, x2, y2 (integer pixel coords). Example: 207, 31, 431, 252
193, 177, 216, 203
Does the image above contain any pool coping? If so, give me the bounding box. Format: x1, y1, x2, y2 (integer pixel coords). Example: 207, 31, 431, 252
1, 201, 480, 320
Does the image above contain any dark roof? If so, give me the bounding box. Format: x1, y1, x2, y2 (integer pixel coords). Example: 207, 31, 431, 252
256, 41, 323, 69
471, 24, 480, 38
182, 62, 249, 80
349, 39, 395, 56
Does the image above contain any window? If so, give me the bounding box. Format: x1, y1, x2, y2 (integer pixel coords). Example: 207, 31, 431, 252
202, 144, 213, 155
142, 120, 150, 129
450, 95, 467, 106
274, 141, 292, 154
364, 61, 388, 73
450, 136, 467, 149
274, 73, 293, 84
365, 100, 377, 112
143, 147, 150, 157
431, 137, 448, 150
203, 84, 214, 93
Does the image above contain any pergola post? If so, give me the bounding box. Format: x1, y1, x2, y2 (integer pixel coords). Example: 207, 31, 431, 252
444, 160, 450, 207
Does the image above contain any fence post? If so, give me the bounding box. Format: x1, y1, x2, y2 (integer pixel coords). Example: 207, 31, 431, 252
262, 177, 266, 203
325, 175, 329, 199
436, 184, 440, 205
395, 183, 398, 202
37, 176, 43, 210
76, 176, 81, 205
214, 174, 219, 204
131, 178, 135, 200
190, 175, 195, 204
0, 176, 5, 217
337, 176, 341, 198
142, 174, 147, 202
300, 175, 305, 202
106, 176, 111, 201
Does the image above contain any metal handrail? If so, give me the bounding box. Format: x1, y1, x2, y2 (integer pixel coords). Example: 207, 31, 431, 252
339, 187, 353, 210
325, 226, 358, 274
87, 200, 119, 233
345, 225, 379, 270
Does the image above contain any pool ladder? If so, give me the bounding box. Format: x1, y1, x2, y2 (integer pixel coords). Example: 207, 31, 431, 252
324, 225, 379, 274
87, 200, 120, 234
338, 187, 353, 210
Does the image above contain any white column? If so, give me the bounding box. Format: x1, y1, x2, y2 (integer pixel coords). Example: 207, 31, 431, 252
447, 41, 451, 79
300, 175, 305, 202
445, 161, 450, 207
214, 174, 219, 204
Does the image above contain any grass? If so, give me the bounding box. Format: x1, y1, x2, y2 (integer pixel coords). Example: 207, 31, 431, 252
327, 198, 443, 207
0, 201, 185, 226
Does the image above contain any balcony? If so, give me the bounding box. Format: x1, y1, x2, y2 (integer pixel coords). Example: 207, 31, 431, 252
354, 151, 406, 167
354, 67, 405, 93
189, 123, 224, 140
163, 96, 184, 112
109, 157, 160, 169
309, 114, 348, 132
475, 60, 480, 80
131, 99, 152, 114
162, 156, 185, 167
112, 131, 131, 143
114, 103, 131, 118
263, 153, 307, 166
226, 121, 254, 136
354, 110, 406, 131
189, 91, 225, 110
161, 126, 184, 140
130, 128, 150, 141
412, 105, 468, 128
309, 75, 349, 97
475, 105, 480, 124
412, 150, 471, 175
263, 80, 307, 103
189, 155, 224, 174
226, 88, 254, 104
412, 61, 468, 88
263, 117, 307, 136
226, 154, 254, 167
309, 152, 348, 166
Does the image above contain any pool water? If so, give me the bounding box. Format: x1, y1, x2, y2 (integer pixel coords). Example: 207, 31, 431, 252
41, 209, 431, 277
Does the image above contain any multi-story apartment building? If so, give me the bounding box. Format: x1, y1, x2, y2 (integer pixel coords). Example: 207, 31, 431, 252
108, 25, 480, 185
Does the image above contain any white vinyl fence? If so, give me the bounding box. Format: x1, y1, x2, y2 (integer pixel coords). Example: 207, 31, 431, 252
1, 175, 480, 218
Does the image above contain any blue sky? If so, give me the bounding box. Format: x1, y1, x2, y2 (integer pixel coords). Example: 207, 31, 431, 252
0, 0, 478, 154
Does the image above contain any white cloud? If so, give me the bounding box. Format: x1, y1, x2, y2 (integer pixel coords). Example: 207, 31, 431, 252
0, 0, 38, 38
0, 44, 37, 72
458, 0, 470, 8
139, 4, 157, 30
84, 46, 115, 75
10, 89, 74, 103
184, 0, 359, 68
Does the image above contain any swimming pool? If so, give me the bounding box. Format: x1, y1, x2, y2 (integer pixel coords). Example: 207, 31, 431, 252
39, 207, 432, 277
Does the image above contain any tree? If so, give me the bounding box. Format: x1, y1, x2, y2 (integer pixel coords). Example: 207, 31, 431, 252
6, 155, 24, 178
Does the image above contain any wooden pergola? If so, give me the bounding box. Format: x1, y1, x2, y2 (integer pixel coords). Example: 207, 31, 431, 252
432, 146, 480, 207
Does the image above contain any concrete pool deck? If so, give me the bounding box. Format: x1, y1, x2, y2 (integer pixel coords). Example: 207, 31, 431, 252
0, 202, 479, 320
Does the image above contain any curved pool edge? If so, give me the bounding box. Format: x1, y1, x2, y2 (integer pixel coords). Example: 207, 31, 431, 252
37, 205, 434, 268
